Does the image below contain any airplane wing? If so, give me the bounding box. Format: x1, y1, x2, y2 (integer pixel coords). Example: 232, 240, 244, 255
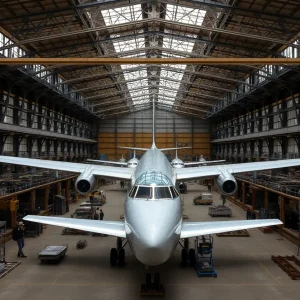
180, 219, 282, 238
184, 160, 225, 166
0, 155, 133, 180
176, 158, 300, 181
87, 159, 127, 166
23, 215, 126, 238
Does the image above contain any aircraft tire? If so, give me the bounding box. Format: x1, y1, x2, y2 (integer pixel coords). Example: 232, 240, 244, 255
154, 273, 160, 290
181, 248, 188, 266
145, 273, 151, 290
118, 248, 125, 265
189, 248, 196, 266
110, 248, 118, 266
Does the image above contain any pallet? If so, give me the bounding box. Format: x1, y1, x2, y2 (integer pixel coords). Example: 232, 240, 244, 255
271, 255, 300, 280
216, 230, 250, 237
0, 261, 21, 279
259, 226, 274, 233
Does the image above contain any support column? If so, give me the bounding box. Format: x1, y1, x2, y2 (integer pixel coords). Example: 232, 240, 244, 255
30, 190, 35, 210
56, 182, 61, 195
251, 186, 256, 210
264, 190, 269, 209
65, 179, 70, 201
242, 182, 246, 205
279, 195, 285, 225
44, 186, 49, 212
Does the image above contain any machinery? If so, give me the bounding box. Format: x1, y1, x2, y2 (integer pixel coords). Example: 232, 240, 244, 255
193, 235, 217, 278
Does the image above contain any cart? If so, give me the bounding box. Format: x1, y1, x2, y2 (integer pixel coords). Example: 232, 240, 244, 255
194, 235, 217, 278
38, 245, 68, 263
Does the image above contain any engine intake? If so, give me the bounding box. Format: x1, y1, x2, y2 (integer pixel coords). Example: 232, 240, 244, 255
75, 167, 96, 195
215, 168, 237, 196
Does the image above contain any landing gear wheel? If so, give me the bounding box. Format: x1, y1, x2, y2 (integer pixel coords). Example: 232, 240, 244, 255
145, 273, 152, 290
154, 273, 160, 290
181, 248, 188, 266
118, 248, 125, 265
189, 248, 196, 266
110, 248, 118, 266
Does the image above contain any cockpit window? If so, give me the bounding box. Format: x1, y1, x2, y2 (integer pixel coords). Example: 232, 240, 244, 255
155, 187, 172, 199
170, 186, 179, 198
135, 186, 152, 199
129, 185, 179, 200
129, 186, 138, 198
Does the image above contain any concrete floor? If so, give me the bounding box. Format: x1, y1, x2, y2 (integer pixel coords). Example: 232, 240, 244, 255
0, 181, 299, 300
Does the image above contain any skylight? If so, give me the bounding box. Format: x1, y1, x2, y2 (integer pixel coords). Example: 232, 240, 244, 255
102, 5, 142, 26
101, 4, 207, 110
166, 4, 206, 26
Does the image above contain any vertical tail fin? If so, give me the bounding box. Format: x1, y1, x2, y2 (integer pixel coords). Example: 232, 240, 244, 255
151, 96, 156, 149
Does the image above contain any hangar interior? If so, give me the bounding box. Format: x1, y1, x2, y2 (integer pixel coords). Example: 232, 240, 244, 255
0, 0, 300, 297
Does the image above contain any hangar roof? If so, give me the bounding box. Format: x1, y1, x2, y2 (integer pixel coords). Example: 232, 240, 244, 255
1, 0, 300, 119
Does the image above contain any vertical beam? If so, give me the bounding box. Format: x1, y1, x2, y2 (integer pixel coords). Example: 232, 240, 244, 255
242, 181, 246, 205
65, 179, 70, 202
30, 190, 35, 210
264, 190, 269, 209
44, 186, 49, 213
251, 186, 256, 210
279, 195, 285, 225
56, 182, 61, 195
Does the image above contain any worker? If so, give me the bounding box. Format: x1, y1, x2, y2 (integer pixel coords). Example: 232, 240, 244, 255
12, 222, 27, 258
100, 209, 104, 220
120, 181, 124, 189
207, 182, 212, 192
251, 209, 256, 220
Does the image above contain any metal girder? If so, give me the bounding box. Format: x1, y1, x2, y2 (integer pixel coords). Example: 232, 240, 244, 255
88, 85, 218, 104
57, 64, 248, 88
1, 18, 299, 52
40, 30, 276, 58
178, 0, 300, 23
2, 58, 300, 65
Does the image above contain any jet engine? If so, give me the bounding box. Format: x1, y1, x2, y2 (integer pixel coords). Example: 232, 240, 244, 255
75, 167, 97, 194
178, 182, 187, 193
214, 168, 237, 196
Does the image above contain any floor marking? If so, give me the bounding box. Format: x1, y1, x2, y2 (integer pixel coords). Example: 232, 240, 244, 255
52, 278, 57, 284
250, 253, 281, 284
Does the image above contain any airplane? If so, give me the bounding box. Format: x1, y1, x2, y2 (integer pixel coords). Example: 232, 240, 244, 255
0, 103, 297, 284
170, 146, 225, 169
87, 150, 139, 168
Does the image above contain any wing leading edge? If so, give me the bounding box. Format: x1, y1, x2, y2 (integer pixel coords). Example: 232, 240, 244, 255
180, 219, 282, 238
23, 215, 126, 238
176, 158, 300, 181
0, 155, 132, 181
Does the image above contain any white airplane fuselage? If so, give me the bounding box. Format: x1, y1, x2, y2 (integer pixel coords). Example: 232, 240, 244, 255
124, 146, 182, 266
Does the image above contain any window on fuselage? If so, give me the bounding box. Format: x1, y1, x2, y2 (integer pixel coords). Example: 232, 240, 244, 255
135, 186, 152, 199
129, 186, 138, 198
155, 187, 172, 199
170, 186, 179, 198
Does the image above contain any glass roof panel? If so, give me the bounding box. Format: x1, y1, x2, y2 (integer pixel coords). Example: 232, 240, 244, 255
102, 4, 143, 26
165, 4, 206, 26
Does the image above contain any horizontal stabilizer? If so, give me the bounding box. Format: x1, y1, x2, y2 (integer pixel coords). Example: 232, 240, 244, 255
118, 146, 149, 151
184, 160, 225, 166
180, 219, 282, 238
87, 159, 127, 166
159, 147, 191, 151
23, 215, 126, 238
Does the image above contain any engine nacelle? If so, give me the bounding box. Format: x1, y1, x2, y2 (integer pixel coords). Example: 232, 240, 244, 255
214, 168, 237, 196
75, 167, 97, 195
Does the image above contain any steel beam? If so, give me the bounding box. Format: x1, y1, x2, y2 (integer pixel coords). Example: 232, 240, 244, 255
1, 58, 300, 65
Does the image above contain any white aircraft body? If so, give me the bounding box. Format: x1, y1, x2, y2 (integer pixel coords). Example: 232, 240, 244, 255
2, 142, 300, 266
0, 104, 296, 267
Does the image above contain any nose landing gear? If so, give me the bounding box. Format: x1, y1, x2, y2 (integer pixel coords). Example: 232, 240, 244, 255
110, 237, 127, 266
141, 272, 165, 296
